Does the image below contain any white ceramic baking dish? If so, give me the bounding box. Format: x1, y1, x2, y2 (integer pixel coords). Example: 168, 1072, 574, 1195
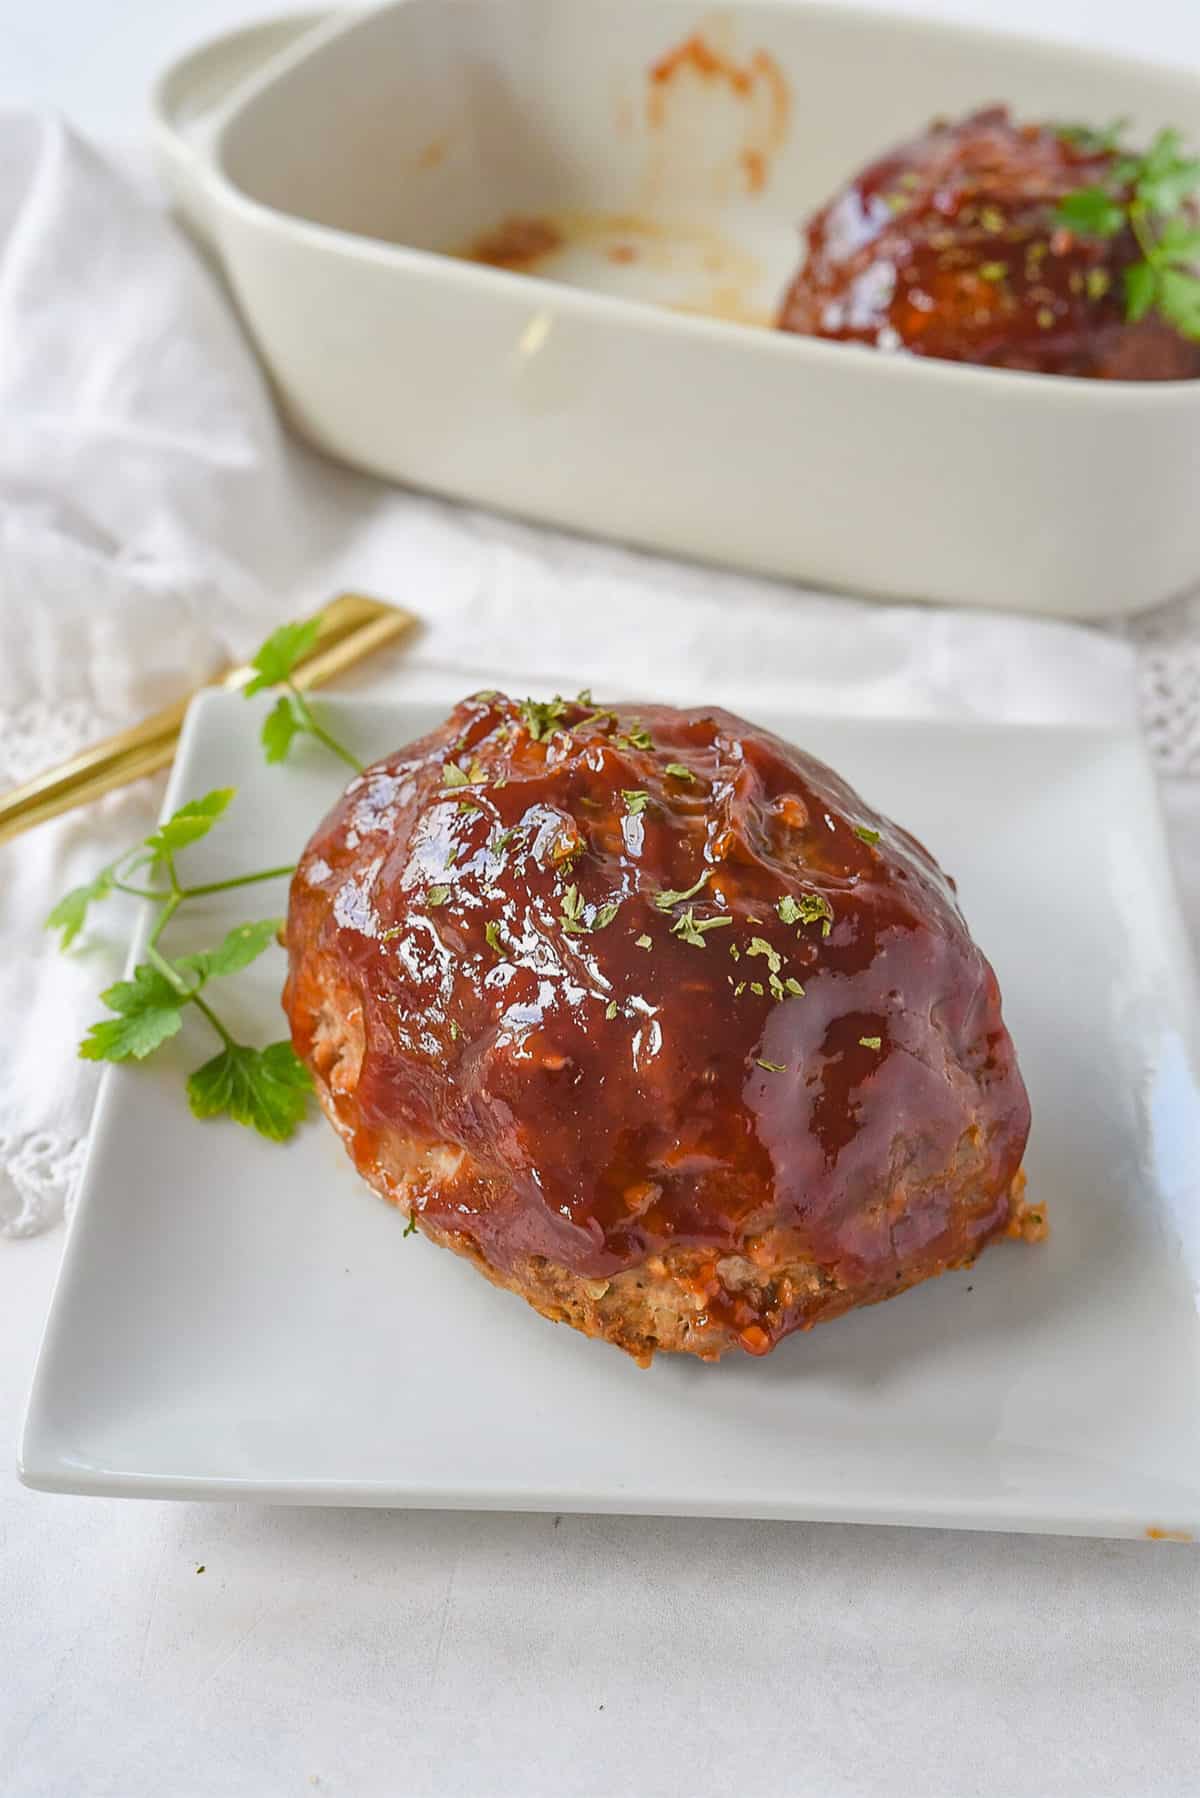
151, 0, 1200, 617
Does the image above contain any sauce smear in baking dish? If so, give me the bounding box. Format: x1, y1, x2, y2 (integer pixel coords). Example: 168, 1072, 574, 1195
459, 209, 771, 326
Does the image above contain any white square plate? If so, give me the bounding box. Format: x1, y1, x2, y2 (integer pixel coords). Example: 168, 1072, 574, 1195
20, 693, 1200, 1539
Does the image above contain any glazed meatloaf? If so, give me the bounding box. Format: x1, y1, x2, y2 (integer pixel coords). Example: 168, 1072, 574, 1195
284, 693, 1037, 1363
778, 106, 1200, 380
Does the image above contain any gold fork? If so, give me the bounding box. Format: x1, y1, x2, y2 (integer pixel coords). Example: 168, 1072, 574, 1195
0, 593, 418, 846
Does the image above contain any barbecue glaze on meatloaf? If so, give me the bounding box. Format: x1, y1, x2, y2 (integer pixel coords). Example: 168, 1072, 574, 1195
283, 694, 1036, 1364
777, 107, 1200, 380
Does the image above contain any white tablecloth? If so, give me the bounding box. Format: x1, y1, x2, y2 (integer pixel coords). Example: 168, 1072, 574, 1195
2, 2, 1198, 1794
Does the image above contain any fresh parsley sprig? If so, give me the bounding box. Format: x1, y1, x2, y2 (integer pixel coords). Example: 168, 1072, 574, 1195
247, 619, 365, 773
1055, 124, 1200, 338
50, 784, 308, 1140
46, 613, 368, 1143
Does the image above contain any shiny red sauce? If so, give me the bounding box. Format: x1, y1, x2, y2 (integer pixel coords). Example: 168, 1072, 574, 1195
286, 695, 1029, 1284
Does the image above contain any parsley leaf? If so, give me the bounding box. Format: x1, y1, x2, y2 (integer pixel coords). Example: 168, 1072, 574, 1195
186, 1040, 312, 1141
46, 866, 116, 948
1125, 260, 1158, 321
622, 789, 649, 816
664, 763, 694, 782
560, 885, 619, 934
180, 918, 282, 981
78, 962, 187, 1063
617, 722, 654, 751
635, 933, 652, 949
653, 870, 711, 910
779, 891, 834, 934
670, 908, 732, 948
854, 825, 881, 847
520, 696, 568, 741
443, 762, 471, 788
242, 618, 323, 697
746, 936, 782, 974
1137, 129, 1200, 214
756, 1059, 786, 1073
261, 694, 304, 764
1161, 217, 1200, 258
144, 789, 235, 865
1055, 122, 1200, 340
1160, 266, 1200, 334
744, 934, 784, 978
1056, 186, 1126, 237
425, 886, 451, 907
605, 1000, 618, 1020
859, 1035, 883, 1050
484, 920, 505, 957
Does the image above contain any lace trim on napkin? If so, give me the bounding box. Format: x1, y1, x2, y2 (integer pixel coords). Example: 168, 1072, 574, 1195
1, 693, 109, 1237
1132, 590, 1200, 779
0, 1130, 85, 1237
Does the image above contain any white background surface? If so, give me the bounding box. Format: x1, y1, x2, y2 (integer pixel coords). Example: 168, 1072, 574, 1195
2, 2, 1200, 1795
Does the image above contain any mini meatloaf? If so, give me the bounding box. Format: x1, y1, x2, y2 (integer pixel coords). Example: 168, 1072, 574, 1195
283, 694, 1035, 1363
778, 107, 1200, 379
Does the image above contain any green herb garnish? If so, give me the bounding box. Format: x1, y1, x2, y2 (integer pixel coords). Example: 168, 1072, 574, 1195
187, 1040, 312, 1141
670, 909, 732, 948
854, 825, 881, 846
618, 722, 654, 751
746, 936, 782, 974
520, 696, 568, 741
654, 870, 710, 910
859, 1035, 883, 1050
664, 763, 694, 782
1055, 125, 1200, 338
46, 615, 408, 1149
756, 1059, 786, 1073
484, 920, 505, 956
778, 891, 834, 935
425, 886, 451, 907
605, 1000, 618, 1020
622, 789, 649, 816
635, 933, 652, 949
560, 886, 619, 935
247, 619, 364, 774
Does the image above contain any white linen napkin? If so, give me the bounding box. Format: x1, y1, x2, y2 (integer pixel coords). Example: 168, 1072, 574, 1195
0, 109, 1189, 1238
